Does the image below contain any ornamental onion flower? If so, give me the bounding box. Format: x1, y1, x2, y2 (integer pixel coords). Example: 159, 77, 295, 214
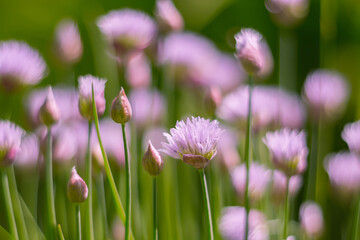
97, 9, 157, 55
155, 0, 184, 33
263, 128, 308, 176
324, 152, 360, 197
0, 121, 25, 167
0, 41, 46, 92
219, 207, 269, 240
342, 120, 360, 155
78, 75, 106, 120
303, 70, 348, 121
67, 166, 88, 203
300, 201, 324, 238
234, 28, 273, 78
126, 52, 151, 88
161, 116, 223, 169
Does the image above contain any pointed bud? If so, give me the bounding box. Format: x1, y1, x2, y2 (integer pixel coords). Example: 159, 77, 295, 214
39, 87, 60, 126
155, 0, 184, 33
111, 88, 132, 124
67, 166, 88, 203
142, 140, 164, 176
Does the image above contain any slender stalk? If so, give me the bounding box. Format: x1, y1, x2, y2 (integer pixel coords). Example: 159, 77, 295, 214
91, 86, 134, 240
85, 121, 94, 240
97, 173, 109, 240
76, 205, 81, 240
153, 178, 158, 240
306, 120, 319, 200
45, 127, 57, 239
199, 170, 214, 240
283, 177, 290, 240
1, 168, 18, 240
244, 75, 253, 240
57, 224, 65, 240
354, 198, 360, 240
122, 124, 131, 240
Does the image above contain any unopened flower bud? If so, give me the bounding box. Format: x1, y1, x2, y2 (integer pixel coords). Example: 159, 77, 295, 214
39, 87, 60, 126
142, 140, 164, 176
111, 88, 132, 124
67, 166, 88, 203
155, 0, 184, 33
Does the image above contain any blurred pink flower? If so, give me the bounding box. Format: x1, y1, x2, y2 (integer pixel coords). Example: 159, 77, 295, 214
303, 70, 348, 121
342, 120, 360, 154
277, 90, 306, 129
0, 41, 46, 92
300, 201, 324, 238
55, 19, 83, 64
0, 121, 25, 167
266, 0, 309, 27
97, 9, 157, 54
143, 127, 167, 151
126, 52, 151, 88
215, 127, 240, 170
231, 163, 271, 202
263, 128, 308, 176
324, 152, 360, 197
155, 0, 184, 33
219, 206, 269, 240
15, 133, 40, 168
129, 88, 165, 129
234, 28, 273, 78
78, 75, 106, 120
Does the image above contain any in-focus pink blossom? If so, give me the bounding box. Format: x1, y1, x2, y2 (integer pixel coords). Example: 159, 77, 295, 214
342, 120, 360, 155
300, 201, 324, 238
231, 163, 271, 202
78, 75, 106, 120
219, 206, 269, 240
126, 52, 151, 88
266, 0, 309, 27
129, 88, 165, 129
0, 41, 46, 92
155, 0, 184, 33
263, 128, 308, 176
0, 121, 25, 167
55, 19, 83, 64
303, 70, 348, 121
97, 9, 157, 54
324, 152, 360, 197
234, 28, 273, 78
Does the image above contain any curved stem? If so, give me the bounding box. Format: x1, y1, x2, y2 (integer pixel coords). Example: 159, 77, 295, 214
122, 124, 131, 240
153, 178, 158, 240
283, 177, 290, 240
199, 170, 214, 240
1, 168, 18, 240
45, 127, 57, 239
76, 205, 81, 240
244, 75, 253, 240
85, 121, 94, 240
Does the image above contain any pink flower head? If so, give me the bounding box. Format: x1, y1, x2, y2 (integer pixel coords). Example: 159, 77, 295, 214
129, 88, 165, 129
97, 9, 157, 54
26, 87, 82, 126
303, 70, 348, 121
234, 28, 273, 78
219, 206, 269, 240
266, 0, 309, 27
55, 19, 83, 64
78, 75, 106, 120
15, 133, 39, 168
263, 128, 308, 176
300, 201, 324, 238
0, 41, 46, 92
161, 117, 223, 169
52, 123, 79, 164
155, 0, 184, 33
231, 163, 271, 202
125, 52, 151, 88
342, 120, 360, 155
325, 152, 360, 197
0, 121, 25, 167
272, 170, 302, 203
277, 89, 306, 129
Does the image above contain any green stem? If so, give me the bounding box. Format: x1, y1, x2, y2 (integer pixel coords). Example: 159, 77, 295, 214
85, 121, 94, 240
199, 170, 214, 240
354, 198, 360, 240
45, 127, 57, 239
122, 124, 131, 240
97, 173, 109, 239
244, 75, 253, 240
91, 85, 134, 240
1, 168, 18, 240
76, 205, 81, 240
283, 177, 290, 240
153, 178, 158, 240
57, 224, 65, 240
306, 120, 319, 200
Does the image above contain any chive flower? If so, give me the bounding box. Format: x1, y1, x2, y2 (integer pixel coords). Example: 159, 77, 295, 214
0, 121, 25, 167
